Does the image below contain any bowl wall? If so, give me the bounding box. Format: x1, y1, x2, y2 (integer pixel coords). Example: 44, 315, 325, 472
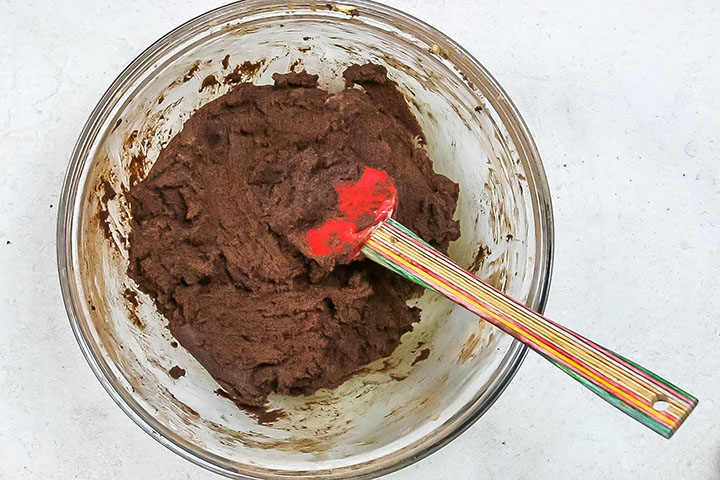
58, 1, 553, 478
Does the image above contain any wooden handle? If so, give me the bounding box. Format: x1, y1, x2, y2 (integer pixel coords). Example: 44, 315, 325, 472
363, 218, 697, 438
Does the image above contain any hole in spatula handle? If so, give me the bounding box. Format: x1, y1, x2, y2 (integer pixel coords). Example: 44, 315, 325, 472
653, 394, 670, 412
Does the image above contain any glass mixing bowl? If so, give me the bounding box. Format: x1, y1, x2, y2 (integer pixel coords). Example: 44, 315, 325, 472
57, 1, 553, 478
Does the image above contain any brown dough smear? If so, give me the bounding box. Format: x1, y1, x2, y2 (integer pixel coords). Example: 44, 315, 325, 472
128, 64, 460, 406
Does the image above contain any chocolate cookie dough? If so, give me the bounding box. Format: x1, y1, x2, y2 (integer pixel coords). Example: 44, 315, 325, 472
128, 63, 460, 407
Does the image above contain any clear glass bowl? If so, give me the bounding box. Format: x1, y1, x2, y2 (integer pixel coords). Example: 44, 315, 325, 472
57, 1, 553, 478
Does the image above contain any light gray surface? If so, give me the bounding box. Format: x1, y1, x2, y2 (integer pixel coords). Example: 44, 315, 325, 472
0, 1, 718, 478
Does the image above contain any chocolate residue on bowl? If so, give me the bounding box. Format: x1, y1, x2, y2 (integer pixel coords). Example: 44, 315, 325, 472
199, 74, 219, 92
411, 348, 431, 366
123, 288, 145, 330
224, 71, 243, 85
123, 130, 139, 150
326, 3, 360, 17
459, 333, 481, 364
97, 178, 116, 241
123, 288, 139, 307
224, 60, 266, 85
169, 365, 186, 379
96, 208, 110, 237
182, 61, 201, 82
215, 389, 286, 425
128, 152, 146, 187
100, 178, 116, 204
469, 245, 491, 273
127, 63, 460, 408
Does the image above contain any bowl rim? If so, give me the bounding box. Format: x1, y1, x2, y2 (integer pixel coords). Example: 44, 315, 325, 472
56, 1, 554, 478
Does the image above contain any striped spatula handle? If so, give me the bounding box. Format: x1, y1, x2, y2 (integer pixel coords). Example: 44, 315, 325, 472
363, 218, 697, 438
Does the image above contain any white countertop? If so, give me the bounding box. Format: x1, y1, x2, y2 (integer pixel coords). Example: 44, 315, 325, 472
1, 1, 718, 478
